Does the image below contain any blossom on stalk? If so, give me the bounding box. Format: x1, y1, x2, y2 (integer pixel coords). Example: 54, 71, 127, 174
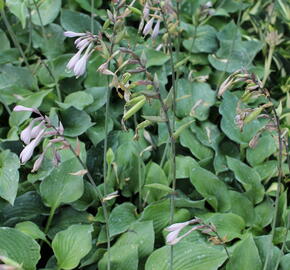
13, 106, 65, 171
64, 31, 96, 78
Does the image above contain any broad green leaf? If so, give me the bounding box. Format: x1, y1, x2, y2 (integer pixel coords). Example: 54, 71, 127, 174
61, 9, 101, 33
182, 24, 218, 53
143, 162, 169, 203
254, 235, 281, 270
61, 107, 94, 137
15, 221, 46, 241
85, 87, 107, 113
164, 156, 199, 179
180, 128, 213, 161
0, 150, 20, 205
32, 23, 65, 58
253, 198, 274, 228
86, 116, 113, 146
99, 221, 154, 270
227, 157, 264, 204
57, 91, 94, 110
9, 90, 51, 126
145, 48, 170, 67
75, 0, 102, 12
209, 22, 263, 72
176, 80, 216, 121
6, 0, 28, 28
246, 135, 277, 166
48, 207, 93, 239
226, 234, 262, 270
40, 158, 84, 209
145, 183, 174, 193
204, 213, 245, 241
229, 191, 255, 226
140, 199, 190, 234
108, 202, 137, 237
52, 224, 93, 270
0, 29, 11, 51
0, 227, 40, 270
190, 167, 231, 212
31, 0, 61, 26
1, 191, 48, 227
145, 242, 227, 270
280, 253, 290, 270
219, 92, 267, 145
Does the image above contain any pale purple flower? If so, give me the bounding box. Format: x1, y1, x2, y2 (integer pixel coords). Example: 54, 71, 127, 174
19, 129, 45, 163
73, 51, 90, 78
64, 31, 86, 38
13, 105, 40, 114
66, 50, 83, 70
166, 221, 190, 232
151, 20, 160, 39
20, 121, 35, 145
143, 2, 150, 20
143, 17, 154, 36
75, 38, 90, 49
31, 152, 45, 172
31, 120, 45, 139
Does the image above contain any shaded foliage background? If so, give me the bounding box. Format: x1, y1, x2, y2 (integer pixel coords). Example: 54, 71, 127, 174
0, 0, 289, 270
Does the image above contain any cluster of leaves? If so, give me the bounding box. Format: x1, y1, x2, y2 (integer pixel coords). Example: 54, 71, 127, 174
0, 0, 289, 270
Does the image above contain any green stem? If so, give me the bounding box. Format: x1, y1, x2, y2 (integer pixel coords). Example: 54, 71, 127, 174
91, 0, 94, 33
44, 206, 56, 234
1, 8, 32, 72
262, 97, 284, 270
32, 0, 62, 101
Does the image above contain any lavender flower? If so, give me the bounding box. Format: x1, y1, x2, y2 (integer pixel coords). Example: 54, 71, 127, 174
64, 31, 96, 77
143, 17, 154, 36
14, 106, 65, 171
151, 20, 160, 39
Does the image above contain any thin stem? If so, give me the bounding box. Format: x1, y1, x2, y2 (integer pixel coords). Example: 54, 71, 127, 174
32, 0, 62, 101
44, 206, 56, 234
91, 0, 94, 33
262, 95, 284, 270
158, 5, 178, 270
1, 8, 31, 71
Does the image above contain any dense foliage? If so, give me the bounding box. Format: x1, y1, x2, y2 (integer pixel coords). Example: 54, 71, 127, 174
0, 0, 289, 270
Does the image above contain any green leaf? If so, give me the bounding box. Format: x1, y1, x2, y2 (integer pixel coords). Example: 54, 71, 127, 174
209, 22, 263, 72
0, 227, 40, 270
205, 213, 245, 241
253, 198, 274, 228
61, 107, 94, 137
145, 242, 227, 270
143, 162, 170, 203
176, 80, 216, 121
145, 48, 170, 67
140, 199, 190, 234
190, 167, 231, 212
219, 92, 266, 145
164, 156, 199, 179
6, 0, 28, 28
1, 191, 48, 227
280, 253, 290, 270
182, 24, 218, 53
108, 202, 137, 237
85, 87, 107, 113
246, 135, 277, 166
61, 9, 101, 33
99, 221, 154, 270
145, 183, 174, 193
52, 224, 93, 270
229, 191, 255, 226
0, 30, 10, 51
0, 150, 20, 205
15, 221, 46, 241
57, 91, 94, 110
48, 207, 92, 239
180, 128, 213, 161
227, 157, 264, 204
226, 234, 262, 270
40, 158, 84, 209
31, 0, 61, 26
